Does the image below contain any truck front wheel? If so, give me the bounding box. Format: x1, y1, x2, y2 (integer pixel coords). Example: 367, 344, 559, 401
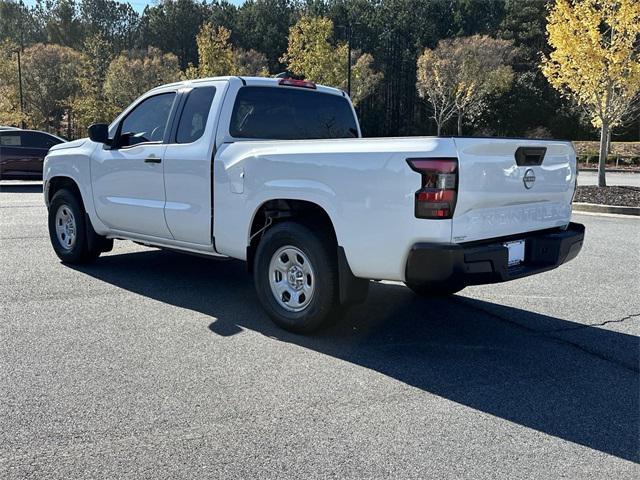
253, 222, 339, 333
48, 189, 108, 264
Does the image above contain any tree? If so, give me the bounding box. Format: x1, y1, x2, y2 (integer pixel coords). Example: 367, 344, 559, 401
453, 0, 505, 37
0, 84, 22, 126
542, 0, 640, 187
104, 47, 182, 112
137, 0, 205, 69
73, 34, 114, 134
20, 43, 83, 133
416, 35, 514, 136
0, 0, 43, 46
349, 51, 384, 107
416, 48, 458, 136
207, 0, 239, 36
499, 0, 548, 66
490, 0, 589, 139
185, 22, 235, 78
233, 0, 295, 73
0, 0, 634, 142
186, 22, 270, 79
42, 0, 83, 48
281, 16, 344, 87
338, 0, 456, 136
281, 16, 381, 106
452, 36, 514, 135
0, 40, 25, 127
80, 0, 140, 52
232, 48, 269, 76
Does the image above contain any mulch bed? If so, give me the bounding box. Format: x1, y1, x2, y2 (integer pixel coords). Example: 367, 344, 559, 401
575, 186, 640, 207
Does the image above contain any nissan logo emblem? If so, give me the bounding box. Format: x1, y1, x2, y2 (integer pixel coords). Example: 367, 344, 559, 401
523, 168, 536, 189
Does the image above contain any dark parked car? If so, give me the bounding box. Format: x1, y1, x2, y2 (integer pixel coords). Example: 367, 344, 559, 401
0, 129, 65, 180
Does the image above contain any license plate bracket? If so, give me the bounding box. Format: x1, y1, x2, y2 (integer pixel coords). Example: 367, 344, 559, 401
504, 240, 526, 266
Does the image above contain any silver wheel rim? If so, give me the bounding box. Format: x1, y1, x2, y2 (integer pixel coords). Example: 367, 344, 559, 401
268, 245, 316, 312
54, 204, 77, 250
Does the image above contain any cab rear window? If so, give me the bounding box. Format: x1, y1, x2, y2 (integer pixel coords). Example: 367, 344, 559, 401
230, 86, 358, 140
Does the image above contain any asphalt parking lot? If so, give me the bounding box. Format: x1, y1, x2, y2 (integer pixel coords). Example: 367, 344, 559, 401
1, 182, 638, 479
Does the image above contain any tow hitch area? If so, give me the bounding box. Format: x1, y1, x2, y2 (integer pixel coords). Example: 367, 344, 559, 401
504, 240, 526, 267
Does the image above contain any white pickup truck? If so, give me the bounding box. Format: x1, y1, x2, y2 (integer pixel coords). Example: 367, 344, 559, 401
44, 76, 584, 332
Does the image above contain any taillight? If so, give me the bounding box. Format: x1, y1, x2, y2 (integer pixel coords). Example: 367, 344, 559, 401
407, 158, 458, 219
278, 78, 317, 89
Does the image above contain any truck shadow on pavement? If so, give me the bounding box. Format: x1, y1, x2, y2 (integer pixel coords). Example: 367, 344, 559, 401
73, 248, 639, 463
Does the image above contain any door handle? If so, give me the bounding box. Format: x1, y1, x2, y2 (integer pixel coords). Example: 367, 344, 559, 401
144, 157, 162, 164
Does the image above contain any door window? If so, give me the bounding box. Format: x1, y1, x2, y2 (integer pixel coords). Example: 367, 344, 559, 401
0, 132, 63, 149
0, 133, 21, 146
118, 93, 176, 147
23, 132, 62, 149
175, 87, 216, 144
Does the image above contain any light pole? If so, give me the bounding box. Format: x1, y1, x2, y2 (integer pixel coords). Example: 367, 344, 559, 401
338, 22, 358, 98
16, 0, 25, 129
16, 48, 25, 129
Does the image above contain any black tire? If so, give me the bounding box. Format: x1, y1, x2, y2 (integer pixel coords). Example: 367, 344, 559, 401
48, 189, 104, 264
404, 281, 464, 297
253, 222, 339, 333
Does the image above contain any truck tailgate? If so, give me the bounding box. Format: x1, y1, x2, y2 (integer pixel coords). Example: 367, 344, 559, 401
452, 138, 576, 242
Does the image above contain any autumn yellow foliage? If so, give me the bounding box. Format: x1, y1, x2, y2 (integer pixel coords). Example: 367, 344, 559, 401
280, 16, 382, 106
186, 24, 236, 78
185, 23, 269, 79
416, 35, 514, 135
280, 17, 345, 88
542, 0, 640, 186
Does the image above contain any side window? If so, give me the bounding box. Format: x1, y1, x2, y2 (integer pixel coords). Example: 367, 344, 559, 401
175, 87, 216, 144
23, 132, 61, 149
119, 92, 176, 147
0, 133, 21, 146
229, 86, 359, 140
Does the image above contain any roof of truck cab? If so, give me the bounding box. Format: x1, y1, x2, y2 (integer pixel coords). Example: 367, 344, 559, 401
148, 76, 347, 98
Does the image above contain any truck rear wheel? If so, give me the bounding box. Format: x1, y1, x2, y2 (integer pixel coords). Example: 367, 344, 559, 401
253, 222, 339, 333
48, 189, 109, 264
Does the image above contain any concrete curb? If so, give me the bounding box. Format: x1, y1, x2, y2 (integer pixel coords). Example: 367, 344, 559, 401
578, 168, 640, 173
573, 202, 640, 216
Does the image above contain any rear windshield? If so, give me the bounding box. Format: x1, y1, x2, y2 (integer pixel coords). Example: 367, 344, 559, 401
230, 86, 358, 140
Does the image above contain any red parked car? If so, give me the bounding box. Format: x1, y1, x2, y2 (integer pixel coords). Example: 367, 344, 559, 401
0, 129, 66, 180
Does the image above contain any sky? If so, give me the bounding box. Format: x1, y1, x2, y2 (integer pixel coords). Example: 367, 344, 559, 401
22, 0, 246, 14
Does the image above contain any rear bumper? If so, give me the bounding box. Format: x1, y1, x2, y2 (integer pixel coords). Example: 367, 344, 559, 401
405, 222, 585, 287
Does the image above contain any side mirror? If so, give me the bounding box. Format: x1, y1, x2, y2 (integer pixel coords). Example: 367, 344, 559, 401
88, 123, 110, 145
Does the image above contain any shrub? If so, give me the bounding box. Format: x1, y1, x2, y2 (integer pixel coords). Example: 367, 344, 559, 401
524, 126, 552, 139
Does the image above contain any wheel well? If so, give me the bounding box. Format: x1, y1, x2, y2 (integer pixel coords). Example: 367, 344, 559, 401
247, 199, 337, 272
48, 177, 82, 207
